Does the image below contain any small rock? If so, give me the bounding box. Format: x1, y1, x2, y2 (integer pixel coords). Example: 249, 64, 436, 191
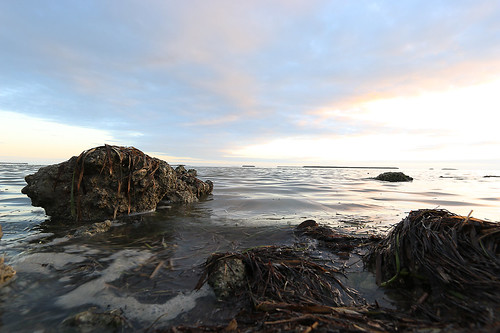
208, 257, 247, 299
0, 257, 16, 288
374, 172, 413, 182
296, 219, 318, 229
73, 220, 112, 237
0, 226, 16, 288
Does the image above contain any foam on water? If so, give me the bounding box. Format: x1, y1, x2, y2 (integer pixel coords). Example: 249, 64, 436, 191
56, 249, 213, 324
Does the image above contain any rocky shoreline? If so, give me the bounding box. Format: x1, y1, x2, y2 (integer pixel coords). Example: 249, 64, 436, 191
7, 148, 500, 331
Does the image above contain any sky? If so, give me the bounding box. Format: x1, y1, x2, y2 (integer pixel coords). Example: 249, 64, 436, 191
1, 0, 500, 168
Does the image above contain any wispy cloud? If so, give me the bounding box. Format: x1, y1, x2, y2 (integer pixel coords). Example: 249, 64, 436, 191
228, 78, 500, 163
1, 1, 499, 165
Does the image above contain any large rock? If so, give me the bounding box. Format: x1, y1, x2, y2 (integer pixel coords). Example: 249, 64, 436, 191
22, 145, 213, 222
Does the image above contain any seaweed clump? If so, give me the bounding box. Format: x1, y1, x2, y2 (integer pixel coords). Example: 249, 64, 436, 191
367, 209, 500, 325
171, 242, 445, 332
197, 246, 354, 307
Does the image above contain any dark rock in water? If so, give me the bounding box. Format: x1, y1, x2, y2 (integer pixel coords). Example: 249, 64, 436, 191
22, 145, 213, 222
295, 220, 381, 253
374, 172, 413, 182
170, 165, 213, 203
296, 219, 318, 229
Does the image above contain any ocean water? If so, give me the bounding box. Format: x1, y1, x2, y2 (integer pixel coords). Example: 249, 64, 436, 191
0, 163, 499, 331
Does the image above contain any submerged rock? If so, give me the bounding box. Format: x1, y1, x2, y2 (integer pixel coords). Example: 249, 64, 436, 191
61, 307, 128, 332
22, 145, 213, 222
374, 171, 413, 182
73, 220, 113, 237
296, 219, 318, 229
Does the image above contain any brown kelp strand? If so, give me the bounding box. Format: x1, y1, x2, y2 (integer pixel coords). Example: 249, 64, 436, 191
366, 209, 500, 325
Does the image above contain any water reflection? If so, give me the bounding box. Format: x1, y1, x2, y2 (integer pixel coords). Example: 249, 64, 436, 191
2, 203, 297, 330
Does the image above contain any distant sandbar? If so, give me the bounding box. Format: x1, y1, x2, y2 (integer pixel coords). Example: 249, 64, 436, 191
303, 165, 399, 170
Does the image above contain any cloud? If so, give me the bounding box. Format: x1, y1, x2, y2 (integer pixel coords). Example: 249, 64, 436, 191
1, 1, 499, 165
0, 110, 115, 163
183, 114, 241, 127
227, 78, 500, 163
148, 152, 204, 165
321, 78, 500, 135
227, 131, 499, 164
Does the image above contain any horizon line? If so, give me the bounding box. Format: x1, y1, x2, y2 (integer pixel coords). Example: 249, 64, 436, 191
302, 165, 399, 170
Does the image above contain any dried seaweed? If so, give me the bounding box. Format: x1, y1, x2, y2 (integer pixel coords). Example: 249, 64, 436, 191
190, 246, 419, 332
160, 212, 500, 332
366, 209, 500, 324
196, 245, 356, 307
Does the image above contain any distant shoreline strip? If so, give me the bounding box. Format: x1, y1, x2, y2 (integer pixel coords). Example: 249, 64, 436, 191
302, 166, 399, 170
0, 162, 28, 165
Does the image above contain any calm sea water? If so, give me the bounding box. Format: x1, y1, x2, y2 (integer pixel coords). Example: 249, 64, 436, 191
0, 163, 498, 331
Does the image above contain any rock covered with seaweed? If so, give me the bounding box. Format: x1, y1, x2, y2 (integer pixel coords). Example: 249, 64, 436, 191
22, 145, 213, 222
366, 209, 500, 326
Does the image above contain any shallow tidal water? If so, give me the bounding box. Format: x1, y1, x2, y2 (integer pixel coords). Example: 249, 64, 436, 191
0, 163, 499, 331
